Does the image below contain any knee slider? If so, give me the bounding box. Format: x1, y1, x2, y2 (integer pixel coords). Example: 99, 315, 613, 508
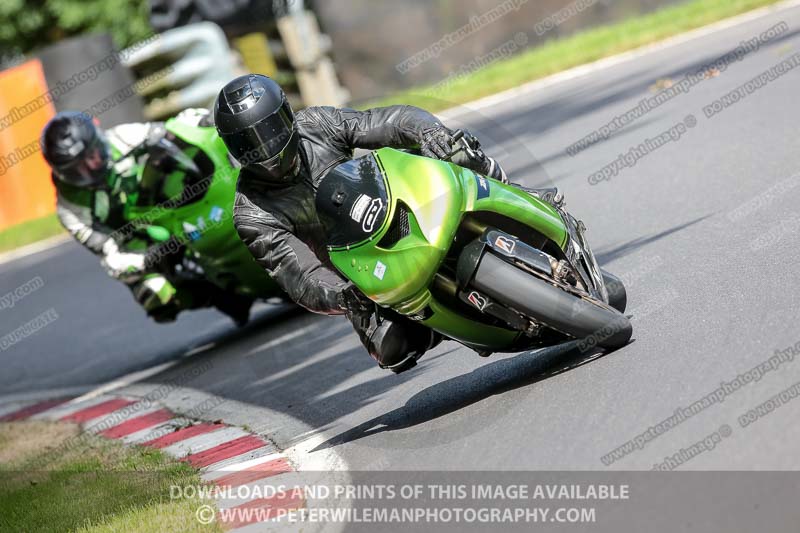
368, 319, 415, 368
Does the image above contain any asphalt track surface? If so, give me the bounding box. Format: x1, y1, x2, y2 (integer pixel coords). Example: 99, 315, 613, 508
3, 5, 800, 472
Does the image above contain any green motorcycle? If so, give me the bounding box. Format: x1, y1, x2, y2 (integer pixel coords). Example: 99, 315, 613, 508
316, 140, 632, 358
116, 116, 282, 317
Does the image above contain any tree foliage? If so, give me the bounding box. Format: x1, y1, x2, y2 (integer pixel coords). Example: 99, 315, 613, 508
0, 0, 153, 56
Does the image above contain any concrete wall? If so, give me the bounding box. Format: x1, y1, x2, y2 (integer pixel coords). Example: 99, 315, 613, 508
312, 0, 683, 102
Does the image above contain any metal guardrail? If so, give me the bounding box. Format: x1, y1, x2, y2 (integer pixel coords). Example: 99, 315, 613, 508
122, 9, 349, 120
121, 22, 237, 119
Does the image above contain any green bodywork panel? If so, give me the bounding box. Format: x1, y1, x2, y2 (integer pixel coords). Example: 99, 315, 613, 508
328, 149, 464, 306
122, 118, 279, 298
327, 148, 569, 351
146, 225, 171, 242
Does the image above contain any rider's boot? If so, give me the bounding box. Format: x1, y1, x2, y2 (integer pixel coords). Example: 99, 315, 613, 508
210, 290, 255, 327
351, 309, 444, 374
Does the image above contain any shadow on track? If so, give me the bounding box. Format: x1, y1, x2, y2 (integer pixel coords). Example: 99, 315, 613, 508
311, 341, 619, 452
182, 303, 303, 354
595, 214, 711, 264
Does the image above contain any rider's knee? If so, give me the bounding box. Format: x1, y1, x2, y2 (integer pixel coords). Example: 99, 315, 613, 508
131, 275, 180, 322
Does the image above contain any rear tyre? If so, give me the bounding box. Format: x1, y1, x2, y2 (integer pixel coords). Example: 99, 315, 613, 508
472, 253, 632, 350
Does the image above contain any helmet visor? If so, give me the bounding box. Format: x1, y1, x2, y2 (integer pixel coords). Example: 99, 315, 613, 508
222, 100, 294, 165
251, 130, 300, 182
54, 142, 111, 189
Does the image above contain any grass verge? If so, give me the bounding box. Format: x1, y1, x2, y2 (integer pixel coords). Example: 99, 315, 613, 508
0, 420, 221, 533
0, 214, 65, 254
365, 0, 786, 111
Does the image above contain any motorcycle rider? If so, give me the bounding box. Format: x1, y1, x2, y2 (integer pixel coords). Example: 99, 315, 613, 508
216, 74, 516, 372
41, 109, 253, 324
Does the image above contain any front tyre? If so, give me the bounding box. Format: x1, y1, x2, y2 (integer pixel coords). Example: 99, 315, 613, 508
601, 269, 627, 313
472, 253, 632, 350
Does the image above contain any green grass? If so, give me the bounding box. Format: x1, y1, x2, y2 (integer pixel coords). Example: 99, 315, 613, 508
0, 214, 65, 254
0, 421, 222, 533
365, 0, 786, 111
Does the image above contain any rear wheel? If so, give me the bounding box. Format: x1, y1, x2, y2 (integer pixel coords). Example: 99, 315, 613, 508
472, 253, 632, 350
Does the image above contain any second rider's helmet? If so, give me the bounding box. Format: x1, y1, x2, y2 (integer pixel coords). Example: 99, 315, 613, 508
40, 112, 111, 189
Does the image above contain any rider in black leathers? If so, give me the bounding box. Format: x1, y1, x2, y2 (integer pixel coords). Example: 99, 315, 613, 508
216, 74, 508, 373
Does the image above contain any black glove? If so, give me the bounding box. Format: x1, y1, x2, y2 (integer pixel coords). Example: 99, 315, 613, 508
337, 283, 373, 329
420, 124, 458, 160
337, 283, 373, 314
449, 130, 509, 183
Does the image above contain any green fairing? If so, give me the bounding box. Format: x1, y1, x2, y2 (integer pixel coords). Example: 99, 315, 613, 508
122, 118, 280, 298
327, 148, 569, 350
145, 225, 171, 242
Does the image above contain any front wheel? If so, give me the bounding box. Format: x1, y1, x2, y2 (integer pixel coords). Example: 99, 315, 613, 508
472, 253, 632, 350
602, 269, 627, 313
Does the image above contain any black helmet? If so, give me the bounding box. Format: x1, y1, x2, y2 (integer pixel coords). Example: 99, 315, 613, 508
40, 111, 111, 189
214, 74, 300, 183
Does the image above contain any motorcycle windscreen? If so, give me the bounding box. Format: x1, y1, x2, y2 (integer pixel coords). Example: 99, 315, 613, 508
316, 155, 389, 248
137, 137, 212, 207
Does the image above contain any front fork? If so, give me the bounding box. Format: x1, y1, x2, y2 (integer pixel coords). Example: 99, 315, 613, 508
560, 211, 609, 304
